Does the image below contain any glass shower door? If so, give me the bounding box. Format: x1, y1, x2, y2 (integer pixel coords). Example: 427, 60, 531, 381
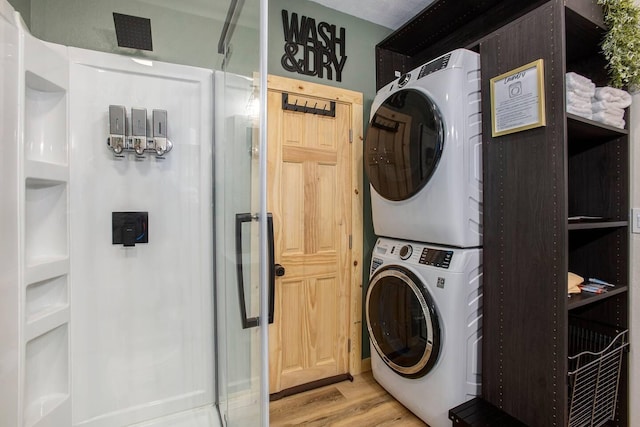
215, 0, 269, 425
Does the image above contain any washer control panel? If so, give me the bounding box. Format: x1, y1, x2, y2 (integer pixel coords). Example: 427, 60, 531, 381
385, 241, 454, 269
399, 244, 413, 260
370, 257, 383, 275
397, 73, 411, 87
419, 248, 453, 269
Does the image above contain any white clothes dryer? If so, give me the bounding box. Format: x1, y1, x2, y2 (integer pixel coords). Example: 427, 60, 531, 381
365, 49, 482, 248
365, 237, 482, 427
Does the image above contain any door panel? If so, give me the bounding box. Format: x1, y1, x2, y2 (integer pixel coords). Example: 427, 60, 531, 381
267, 80, 352, 394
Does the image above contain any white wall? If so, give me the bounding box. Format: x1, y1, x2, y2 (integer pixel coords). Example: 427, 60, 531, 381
67, 47, 214, 427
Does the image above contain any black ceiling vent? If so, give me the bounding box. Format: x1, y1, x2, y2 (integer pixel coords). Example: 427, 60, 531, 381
113, 12, 153, 51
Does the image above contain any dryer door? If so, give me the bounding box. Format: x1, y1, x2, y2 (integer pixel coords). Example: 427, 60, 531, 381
366, 265, 441, 378
365, 88, 444, 201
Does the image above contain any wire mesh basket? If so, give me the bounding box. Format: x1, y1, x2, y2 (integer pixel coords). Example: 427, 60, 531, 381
567, 320, 629, 427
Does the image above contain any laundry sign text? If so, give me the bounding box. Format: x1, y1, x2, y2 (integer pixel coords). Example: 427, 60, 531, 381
490, 59, 546, 137
281, 10, 348, 82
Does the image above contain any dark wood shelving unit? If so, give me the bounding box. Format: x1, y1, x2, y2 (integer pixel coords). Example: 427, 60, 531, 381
375, 1, 629, 426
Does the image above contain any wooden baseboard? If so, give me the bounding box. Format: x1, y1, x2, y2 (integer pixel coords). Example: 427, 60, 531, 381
361, 357, 371, 373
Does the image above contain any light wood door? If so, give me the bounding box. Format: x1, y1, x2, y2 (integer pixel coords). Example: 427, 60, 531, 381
267, 76, 358, 394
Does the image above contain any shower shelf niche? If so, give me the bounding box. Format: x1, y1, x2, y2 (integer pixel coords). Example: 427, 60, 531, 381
25, 306, 69, 342
17, 18, 72, 427
24, 324, 70, 427
26, 275, 68, 325
25, 259, 68, 286
24, 71, 68, 166
25, 179, 68, 268
24, 395, 69, 427
25, 161, 68, 183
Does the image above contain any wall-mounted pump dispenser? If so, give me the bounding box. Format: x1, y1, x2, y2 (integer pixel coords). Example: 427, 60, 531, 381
107, 106, 173, 157
132, 108, 148, 155
153, 109, 169, 156
108, 105, 127, 154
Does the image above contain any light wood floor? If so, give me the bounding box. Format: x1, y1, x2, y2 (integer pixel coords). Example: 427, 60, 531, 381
269, 371, 427, 426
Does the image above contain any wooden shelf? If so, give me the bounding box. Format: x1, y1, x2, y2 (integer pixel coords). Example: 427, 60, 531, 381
565, 3, 605, 62
568, 220, 628, 230
568, 285, 628, 310
564, 2, 608, 85
567, 114, 628, 142
565, 0, 605, 29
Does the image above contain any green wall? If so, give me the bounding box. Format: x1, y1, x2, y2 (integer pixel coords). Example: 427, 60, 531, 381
27, 0, 227, 69
8, 0, 28, 26
13, 0, 387, 359
269, 0, 389, 102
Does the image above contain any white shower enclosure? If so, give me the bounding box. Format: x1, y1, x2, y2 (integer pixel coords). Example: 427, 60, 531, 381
0, 0, 269, 426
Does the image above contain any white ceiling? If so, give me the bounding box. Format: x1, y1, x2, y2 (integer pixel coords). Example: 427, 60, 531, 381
308, 0, 435, 30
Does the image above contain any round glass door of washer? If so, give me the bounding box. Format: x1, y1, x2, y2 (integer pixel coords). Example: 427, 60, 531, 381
366, 265, 441, 378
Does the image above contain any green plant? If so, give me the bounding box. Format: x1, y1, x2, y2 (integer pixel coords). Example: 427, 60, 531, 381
599, 0, 640, 88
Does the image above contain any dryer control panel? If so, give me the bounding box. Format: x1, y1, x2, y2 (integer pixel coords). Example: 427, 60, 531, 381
419, 248, 453, 269
417, 53, 451, 79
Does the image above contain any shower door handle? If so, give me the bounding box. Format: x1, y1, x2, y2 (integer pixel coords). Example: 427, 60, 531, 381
266, 213, 276, 326
235, 212, 275, 329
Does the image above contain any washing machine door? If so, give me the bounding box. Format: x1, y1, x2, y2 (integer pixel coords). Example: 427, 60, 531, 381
365, 88, 444, 201
366, 265, 441, 378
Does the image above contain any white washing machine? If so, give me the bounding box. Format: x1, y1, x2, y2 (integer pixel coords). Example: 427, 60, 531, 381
365, 49, 482, 248
365, 237, 482, 427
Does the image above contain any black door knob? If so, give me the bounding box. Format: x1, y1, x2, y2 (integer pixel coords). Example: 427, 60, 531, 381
275, 264, 285, 277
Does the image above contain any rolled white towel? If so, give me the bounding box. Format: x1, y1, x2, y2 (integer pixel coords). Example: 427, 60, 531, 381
591, 102, 625, 118
593, 110, 625, 128
566, 72, 594, 87
567, 86, 596, 99
591, 98, 631, 109
567, 91, 592, 110
567, 105, 593, 120
594, 87, 632, 107
566, 72, 596, 96
567, 104, 593, 116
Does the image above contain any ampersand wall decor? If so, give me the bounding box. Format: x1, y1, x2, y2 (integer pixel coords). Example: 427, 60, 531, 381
281, 10, 348, 82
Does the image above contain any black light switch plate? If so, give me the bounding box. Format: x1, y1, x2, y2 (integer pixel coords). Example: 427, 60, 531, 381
112, 212, 148, 246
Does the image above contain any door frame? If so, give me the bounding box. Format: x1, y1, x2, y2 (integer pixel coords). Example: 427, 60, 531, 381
266, 74, 364, 375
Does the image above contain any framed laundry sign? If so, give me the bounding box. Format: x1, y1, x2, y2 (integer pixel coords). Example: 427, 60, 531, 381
490, 59, 546, 137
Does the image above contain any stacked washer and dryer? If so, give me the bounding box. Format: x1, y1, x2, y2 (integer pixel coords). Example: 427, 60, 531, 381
364, 49, 483, 427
